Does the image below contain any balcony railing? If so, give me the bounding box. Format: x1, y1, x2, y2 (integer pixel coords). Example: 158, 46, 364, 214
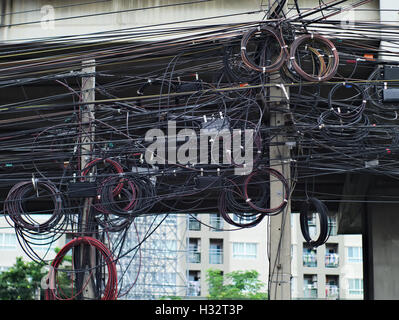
210, 217, 223, 231
187, 281, 201, 296
209, 248, 223, 264
188, 250, 201, 263
325, 254, 339, 268
303, 285, 318, 299
303, 254, 317, 267
325, 285, 339, 299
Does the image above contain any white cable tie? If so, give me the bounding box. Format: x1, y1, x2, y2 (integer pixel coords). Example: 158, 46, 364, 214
284, 199, 288, 203
362, 100, 367, 104
310, 33, 314, 39
241, 46, 246, 51
331, 47, 337, 51
290, 56, 295, 60
246, 198, 251, 203
257, 26, 261, 31
263, 67, 266, 73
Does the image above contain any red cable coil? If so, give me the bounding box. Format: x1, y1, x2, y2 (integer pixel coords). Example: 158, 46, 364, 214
45, 236, 118, 300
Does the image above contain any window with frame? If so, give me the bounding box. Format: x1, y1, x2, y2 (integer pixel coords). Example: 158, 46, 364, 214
232, 242, 257, 259
348, 278, 363, 295
347, 246, 362, 263
0, 233, 17, 250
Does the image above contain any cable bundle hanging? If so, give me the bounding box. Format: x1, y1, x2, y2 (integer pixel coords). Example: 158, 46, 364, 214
45, 236, 118, 300
289, 33, 339, 82
299, 197, 330, 248
240, 25, 287, 73
4, 180, 65, 233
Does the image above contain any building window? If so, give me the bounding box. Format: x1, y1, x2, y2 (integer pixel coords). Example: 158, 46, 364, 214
328, 216, 337, 236
303, 274, 318, 299
188, 238, 201, 263
347, 247, 362, 263
209, 239, 223, 264
348, 278, 363, 295
325, 244, 339, 268
232, 242, 257, 260
303, 245, 317, 267
0, 233, 17, 250
232, 213, 258, 224
305, 213, 317, 238
209, 214, 223, 231
187, 270, 201, 296
325, 275, 339, 299
188, 214, 201, 231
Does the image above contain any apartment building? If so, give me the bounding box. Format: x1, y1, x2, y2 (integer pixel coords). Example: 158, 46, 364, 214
0, 216, 61, 272
179, 213, 269, 298
291, 212, 363, 300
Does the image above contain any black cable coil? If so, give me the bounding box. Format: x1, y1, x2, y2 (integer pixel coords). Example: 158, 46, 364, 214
299, 197, 330, 247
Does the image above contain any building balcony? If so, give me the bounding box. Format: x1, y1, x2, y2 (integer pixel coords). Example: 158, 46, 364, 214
188, 251, 201, 263
187, 281, 201, 296
209, 217, 223, 231
303, 254, 317, 267
325, 254, 339, 268
209, 249, 223, 264
325, 285, 339, 299
303, 286, 318, 299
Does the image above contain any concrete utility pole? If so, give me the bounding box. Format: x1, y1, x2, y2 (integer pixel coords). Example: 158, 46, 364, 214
264, 1, 292, 301
268, 86, 292, 300
79, 59, 96, 299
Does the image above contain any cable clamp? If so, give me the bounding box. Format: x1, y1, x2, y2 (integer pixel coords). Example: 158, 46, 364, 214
32, 174, 38, 190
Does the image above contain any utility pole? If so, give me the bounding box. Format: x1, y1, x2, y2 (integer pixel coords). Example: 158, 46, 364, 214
78, 59, 96, 299
268, 94, 291, 300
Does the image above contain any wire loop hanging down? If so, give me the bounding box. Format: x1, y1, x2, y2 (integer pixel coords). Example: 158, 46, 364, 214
45, 236, 118, 300
299, 197, 330, 248
4, 180, 65, 233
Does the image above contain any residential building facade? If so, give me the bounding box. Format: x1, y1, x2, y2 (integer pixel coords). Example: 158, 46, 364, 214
291, 212, 363, 300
